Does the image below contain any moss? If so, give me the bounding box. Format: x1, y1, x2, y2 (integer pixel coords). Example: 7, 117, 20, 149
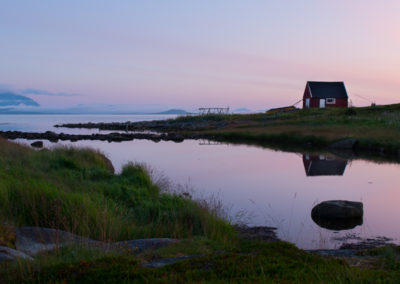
4, 242, 400, 283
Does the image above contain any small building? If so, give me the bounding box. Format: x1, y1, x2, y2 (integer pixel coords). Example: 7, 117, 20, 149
303, 81, 348, 109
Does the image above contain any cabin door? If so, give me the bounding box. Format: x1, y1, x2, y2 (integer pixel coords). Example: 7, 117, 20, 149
305, 98, 310, 108
319, 99, 326, 108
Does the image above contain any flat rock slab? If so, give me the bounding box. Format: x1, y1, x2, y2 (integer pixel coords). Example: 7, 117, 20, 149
143, 255, 200, 268
112, 239, 179, 254
16, 227, 96, 256
0, 246, 33, 262
14, 227, 178, 257
235, 225, 278, 242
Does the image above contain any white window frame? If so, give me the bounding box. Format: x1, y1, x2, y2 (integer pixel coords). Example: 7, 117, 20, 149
326, 98, 336, 104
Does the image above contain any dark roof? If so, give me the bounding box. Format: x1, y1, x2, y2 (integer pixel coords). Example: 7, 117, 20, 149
307, 81, 348, 99
305, 160, 347, 176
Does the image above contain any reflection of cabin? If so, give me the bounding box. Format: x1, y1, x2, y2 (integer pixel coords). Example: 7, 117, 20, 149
303, 154, 347, 176
303, 81, 348, 109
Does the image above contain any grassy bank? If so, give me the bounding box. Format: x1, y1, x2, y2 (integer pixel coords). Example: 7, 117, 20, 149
177, 104, 400, 156
0, 138, 233, 242
1, 139, 400, 282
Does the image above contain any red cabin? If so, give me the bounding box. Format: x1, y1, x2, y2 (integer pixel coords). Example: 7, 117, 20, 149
303, 81, 348, 109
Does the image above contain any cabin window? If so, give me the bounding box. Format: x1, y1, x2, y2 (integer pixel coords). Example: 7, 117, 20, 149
326, 98, 336, 104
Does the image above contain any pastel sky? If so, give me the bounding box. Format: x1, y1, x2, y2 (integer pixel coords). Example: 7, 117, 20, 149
1, 1, 399, 110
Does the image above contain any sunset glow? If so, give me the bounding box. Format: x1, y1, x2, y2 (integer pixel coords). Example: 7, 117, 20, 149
1, 1, 399, 110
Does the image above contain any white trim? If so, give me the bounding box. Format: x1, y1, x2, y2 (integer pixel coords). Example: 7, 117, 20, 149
307, 83, 313, 98
326, 98, 336, 104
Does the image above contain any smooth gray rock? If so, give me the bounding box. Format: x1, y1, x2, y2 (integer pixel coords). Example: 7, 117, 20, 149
0, 246, 33, 262
311, 200, 363, 220
143, 255, 200, 268
15, 227, 96, 256
15, 227, 178, 256
329, 138, 358, 150
112, 238, 179, 253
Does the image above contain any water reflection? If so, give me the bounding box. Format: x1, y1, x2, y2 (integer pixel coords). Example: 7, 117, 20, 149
303, 154, 348, 176
312, 215, 363, 230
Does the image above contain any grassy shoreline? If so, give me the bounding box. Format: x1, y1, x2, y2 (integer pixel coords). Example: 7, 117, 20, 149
1, 139, 400, 282
172, 104, 400, 160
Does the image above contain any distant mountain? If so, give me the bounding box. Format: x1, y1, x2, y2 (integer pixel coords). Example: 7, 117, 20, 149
232, 108, 253, 113
154, 109, 188, 115
0, 92, 39, 107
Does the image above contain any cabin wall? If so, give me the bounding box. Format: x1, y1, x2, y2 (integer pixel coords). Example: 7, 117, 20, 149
302, 85, 311, 108
307, 98, 348, 108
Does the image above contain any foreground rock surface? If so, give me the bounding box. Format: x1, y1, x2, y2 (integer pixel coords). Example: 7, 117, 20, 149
0, 226, 178, 262
0, 246, 33, 262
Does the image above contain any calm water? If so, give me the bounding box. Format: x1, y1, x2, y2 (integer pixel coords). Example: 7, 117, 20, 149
1, 114, 400, 249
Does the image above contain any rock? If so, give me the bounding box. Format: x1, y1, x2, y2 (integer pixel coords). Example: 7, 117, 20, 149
312, 200, 363, 221
329, 138, 358, 150
312, 215, 362, 230
15, 227, 178, 256
143, 255, 199, 268
112, 238, 178, 253
234, 225, 278, 242
0, 246, 33, 262
30, 141, 43, 148
15, 227, 95, 256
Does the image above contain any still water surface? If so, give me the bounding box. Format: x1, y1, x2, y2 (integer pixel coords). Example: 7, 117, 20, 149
1, 114, 400, 249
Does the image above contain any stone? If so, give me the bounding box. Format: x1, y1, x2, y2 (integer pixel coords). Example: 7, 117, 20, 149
329, 138, 358, 150
15, 227, 95, 256
311, 200, 363, 220
30, 141, 43, 148
312, 215, 362, 230
0, 246, 33, 262
112, 238, 178, 253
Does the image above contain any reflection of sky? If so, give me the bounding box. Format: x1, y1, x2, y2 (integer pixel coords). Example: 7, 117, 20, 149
0, 114, 176, 134
1, 1, 400, 109
14, 136, 400, 249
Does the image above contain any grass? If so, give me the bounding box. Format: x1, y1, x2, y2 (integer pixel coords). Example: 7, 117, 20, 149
1, 139, 400, 282
0, 138, 234, 242
174, 104, 400, 156
3, 241, 400, 283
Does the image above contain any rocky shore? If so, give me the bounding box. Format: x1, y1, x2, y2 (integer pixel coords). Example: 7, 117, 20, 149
55, 120, 225, 132
0, 130, 204, 143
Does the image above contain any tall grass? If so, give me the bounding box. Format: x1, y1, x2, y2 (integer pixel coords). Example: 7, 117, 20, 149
0, 139, 234, 243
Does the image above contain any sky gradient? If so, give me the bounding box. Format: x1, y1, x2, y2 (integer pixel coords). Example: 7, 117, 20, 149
1, 1, 399, 110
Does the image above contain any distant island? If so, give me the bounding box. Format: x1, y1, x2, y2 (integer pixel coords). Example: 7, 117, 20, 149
154, 109, 188, 115
0, 92, 40, 107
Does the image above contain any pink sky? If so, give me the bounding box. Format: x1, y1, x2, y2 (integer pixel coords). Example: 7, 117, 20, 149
0, 1, 399, 110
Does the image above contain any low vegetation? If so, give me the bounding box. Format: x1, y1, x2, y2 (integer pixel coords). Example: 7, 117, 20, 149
177, 104, 400, 156
1, 139, 400, 282
0, 138, 233, 242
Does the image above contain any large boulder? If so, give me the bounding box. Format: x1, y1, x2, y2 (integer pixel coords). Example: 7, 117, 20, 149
312, 215, 362, 230
311, 200, 363, 230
